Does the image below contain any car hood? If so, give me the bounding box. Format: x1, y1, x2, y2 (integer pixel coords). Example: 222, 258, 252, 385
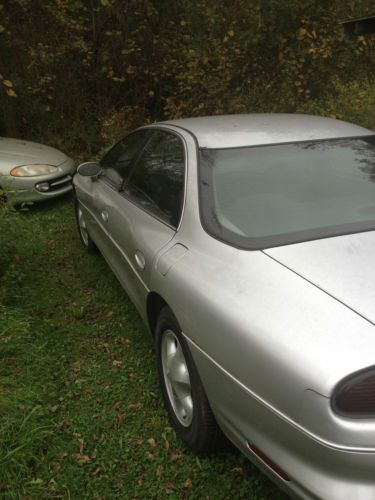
0, 137, 68, 174
264, 230, 375, 325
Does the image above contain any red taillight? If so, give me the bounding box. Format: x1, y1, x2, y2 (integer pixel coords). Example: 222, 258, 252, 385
333, 369, 375, 418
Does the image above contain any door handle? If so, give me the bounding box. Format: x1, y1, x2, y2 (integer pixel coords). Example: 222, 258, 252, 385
134, 250, 146, 270
101, 210, 109, 222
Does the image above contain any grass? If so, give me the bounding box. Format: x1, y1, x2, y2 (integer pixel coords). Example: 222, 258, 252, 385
0, 195, 287, 499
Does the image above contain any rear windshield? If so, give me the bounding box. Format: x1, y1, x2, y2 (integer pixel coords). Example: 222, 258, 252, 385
199, 136, 375, 249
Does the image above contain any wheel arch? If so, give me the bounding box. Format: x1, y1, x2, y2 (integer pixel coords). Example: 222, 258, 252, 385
146, 292, 170, 337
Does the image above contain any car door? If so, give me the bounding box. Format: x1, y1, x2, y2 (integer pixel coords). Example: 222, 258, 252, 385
77, 129, 151, 291
102, 128, 186, 314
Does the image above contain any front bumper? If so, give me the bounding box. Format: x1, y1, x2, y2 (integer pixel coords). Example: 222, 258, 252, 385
2, 157, 75, 204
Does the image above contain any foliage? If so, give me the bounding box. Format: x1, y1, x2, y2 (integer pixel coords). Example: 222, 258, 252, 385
0, 196, 287, 498
1, 0, 375, 154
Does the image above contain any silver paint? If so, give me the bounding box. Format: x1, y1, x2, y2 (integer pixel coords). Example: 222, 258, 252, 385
0, 137, 75, 203
74, 115, 375, 499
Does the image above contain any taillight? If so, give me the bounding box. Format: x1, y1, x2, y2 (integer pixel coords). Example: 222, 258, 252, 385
332, 368, 375, 418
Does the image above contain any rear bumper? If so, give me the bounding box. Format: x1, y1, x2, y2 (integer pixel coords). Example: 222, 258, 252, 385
187, 337, 375, 500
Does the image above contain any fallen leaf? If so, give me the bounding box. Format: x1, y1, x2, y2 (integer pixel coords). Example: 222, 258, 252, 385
231, 466, 243, 474
147, 438, 156, 447
112, 360, 122, 367
128, 403, 143, 410
156, 465, 164, 478
91, 467, 101, 477
78, 438, 85, 454
74, 453, 91, 464
161, 483, 174, 494
114, 401, 121, 410
184, 479, 192, 488
73, 361, 81, 373
116, 413, 126, 427
171, 450, 182, 461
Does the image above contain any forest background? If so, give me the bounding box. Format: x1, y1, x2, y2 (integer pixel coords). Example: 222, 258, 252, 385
2, 0, 375, 158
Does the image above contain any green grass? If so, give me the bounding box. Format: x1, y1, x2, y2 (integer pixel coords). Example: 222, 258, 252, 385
0, 196, 287, 499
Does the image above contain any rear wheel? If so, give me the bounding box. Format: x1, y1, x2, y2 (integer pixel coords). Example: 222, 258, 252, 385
155, 306, 220, 453
75, 200, 96, 253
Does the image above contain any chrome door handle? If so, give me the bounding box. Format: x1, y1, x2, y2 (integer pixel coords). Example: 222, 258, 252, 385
101, 210, 109, 222
134, 250, 146, 270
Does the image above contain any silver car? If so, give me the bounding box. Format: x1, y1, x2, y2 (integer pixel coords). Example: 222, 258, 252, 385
74, 114, 375, 499
0, 137, 75, 204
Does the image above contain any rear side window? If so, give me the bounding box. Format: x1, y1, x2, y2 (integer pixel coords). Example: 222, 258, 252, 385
124, 130, 185, 227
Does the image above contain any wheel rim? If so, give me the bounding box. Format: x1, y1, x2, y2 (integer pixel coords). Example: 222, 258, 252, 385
77, 206, 89, 246
161, 329, 193, 427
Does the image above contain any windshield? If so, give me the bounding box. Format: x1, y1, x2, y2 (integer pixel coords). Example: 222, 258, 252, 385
199, 136, 375, 249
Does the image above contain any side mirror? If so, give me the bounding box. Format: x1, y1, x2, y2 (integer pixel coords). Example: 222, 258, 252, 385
77, 161, 102, 179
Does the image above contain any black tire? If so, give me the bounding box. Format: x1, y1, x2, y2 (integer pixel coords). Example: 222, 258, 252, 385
155, 306, 220, 453
74, 199, 97, 254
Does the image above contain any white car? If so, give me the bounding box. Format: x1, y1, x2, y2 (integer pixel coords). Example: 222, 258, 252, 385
0, 137, 75, 204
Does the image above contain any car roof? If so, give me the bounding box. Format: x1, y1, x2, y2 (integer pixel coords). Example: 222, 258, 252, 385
161, 113, 374, 148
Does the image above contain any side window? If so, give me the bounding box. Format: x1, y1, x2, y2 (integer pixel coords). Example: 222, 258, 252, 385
100, 130, 150, 188
124, 130, 185, 227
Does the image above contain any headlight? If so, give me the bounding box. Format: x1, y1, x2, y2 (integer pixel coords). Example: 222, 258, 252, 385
10, 164, 58, 177
332, 367, 375, 418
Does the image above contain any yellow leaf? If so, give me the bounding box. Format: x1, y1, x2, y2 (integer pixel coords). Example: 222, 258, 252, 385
0, 25, 5, 33
180, 20, 187, 26
3, 79, 12, 87
6, 88, 17, 97
228, 30, 235, 37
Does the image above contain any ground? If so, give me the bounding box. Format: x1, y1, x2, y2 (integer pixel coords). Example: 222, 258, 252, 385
0, 195, 287, 499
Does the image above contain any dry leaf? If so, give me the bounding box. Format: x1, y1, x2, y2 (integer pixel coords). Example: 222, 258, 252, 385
78, 438, 85, 454
156, 465, 164, 478
91, 467, 101, 477
128, 403, 143, 410
161, 483, 174, 494
147, 438, 156, 447
184, 479, 192, 488
75, 453, 91, 464
116, 413, 126, 427
171, 450, 182, 461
